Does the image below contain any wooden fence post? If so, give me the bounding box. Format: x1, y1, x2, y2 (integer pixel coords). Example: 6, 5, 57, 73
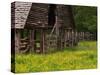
40, 29, 46, 53
29, 29, 35, 53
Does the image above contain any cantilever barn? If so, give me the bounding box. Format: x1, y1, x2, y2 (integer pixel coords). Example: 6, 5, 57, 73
11, 2, 78, 54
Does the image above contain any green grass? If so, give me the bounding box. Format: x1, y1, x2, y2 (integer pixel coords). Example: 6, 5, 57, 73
14, 41, 97, 73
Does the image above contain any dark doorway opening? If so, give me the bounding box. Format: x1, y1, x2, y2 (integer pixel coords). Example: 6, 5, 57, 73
48, 4, 56, 26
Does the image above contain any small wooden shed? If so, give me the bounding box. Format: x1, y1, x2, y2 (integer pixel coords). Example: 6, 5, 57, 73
11, 1, 78, 54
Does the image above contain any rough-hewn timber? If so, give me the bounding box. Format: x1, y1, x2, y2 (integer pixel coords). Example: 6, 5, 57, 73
11, 2, 79, 54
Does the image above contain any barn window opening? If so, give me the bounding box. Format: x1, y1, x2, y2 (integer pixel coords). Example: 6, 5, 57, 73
48, 4, 56, 26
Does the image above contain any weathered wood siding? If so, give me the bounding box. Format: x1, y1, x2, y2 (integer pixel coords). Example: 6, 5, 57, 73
11, 2, 79, 54
11, 2, 32, 29
11, 2, 75, 29
25, 3, 49, 28
56, 5, 75, 29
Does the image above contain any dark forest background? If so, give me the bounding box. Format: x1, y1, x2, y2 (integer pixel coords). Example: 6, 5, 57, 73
73, 6, 97, 32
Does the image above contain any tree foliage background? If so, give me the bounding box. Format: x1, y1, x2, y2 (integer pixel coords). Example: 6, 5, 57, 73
73, 6, 97, 32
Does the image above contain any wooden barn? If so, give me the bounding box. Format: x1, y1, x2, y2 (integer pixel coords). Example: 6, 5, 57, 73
11, 2, 78, 54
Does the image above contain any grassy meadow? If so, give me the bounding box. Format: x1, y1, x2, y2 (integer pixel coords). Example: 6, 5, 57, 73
14, 41, 97, 73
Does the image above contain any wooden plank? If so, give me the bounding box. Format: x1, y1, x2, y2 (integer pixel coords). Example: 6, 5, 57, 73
31, 30, 35, 52
40, 29, 43, 53
15, 30, 20, 53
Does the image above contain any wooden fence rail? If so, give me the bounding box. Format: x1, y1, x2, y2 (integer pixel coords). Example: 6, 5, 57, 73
78, 32, 97, 41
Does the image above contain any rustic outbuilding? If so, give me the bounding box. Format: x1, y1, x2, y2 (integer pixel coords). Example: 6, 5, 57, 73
11, 2, 78, 53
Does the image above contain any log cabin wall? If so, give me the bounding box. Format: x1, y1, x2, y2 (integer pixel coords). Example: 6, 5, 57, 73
25, 3, 49, 28
11, 1, 32, 53
11, 2, 32, 29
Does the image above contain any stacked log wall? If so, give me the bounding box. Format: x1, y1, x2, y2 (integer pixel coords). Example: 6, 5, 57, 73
11, 2, 32, 29
25, 3, 49, 28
